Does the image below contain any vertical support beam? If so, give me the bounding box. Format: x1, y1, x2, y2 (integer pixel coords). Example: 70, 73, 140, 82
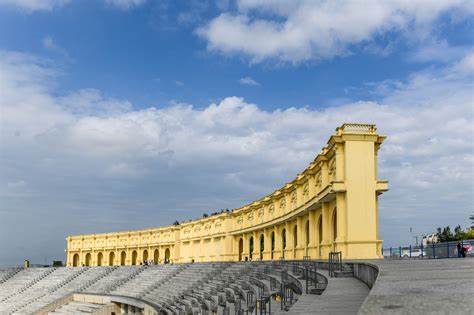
321, 202, 331, 258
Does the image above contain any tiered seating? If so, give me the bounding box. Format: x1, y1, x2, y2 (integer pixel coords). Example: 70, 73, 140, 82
48, 300, 105, 314
0, 268, 21, 285
0, 268, 54, 302
14, 267, 112, 314
83, 265, 146, 294
110, 264, 181, 297
0, 261, 336, 314
0, 267, 82, 314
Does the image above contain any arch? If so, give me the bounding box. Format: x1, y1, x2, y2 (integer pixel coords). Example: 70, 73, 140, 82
97, 252, 103, 266
238, 238, 243, 261
259, 234, 264, 260
164, 248, 170, 263
120, 251, 126, 265
85, 253, 91, 266
271, 231, 275, 259
72, 253, 79, 267
249, 236, 254, 260
131, 250, 138, 265
153, 249, 159, 264
143, 249, 148, 263
109, 252, 115, 266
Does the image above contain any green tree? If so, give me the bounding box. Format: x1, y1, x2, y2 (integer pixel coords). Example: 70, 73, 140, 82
470, 213, 474, 229
436, 226, 454, 242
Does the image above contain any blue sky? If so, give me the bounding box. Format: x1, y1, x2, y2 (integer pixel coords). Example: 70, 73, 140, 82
0, 0, 473, 266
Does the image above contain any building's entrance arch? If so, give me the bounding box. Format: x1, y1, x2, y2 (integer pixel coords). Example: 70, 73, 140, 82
85, 253, 91, 266
153, 249, 159, 264
164, 248, 170, 263
97, 252, 103, 266
120, 251, 126, 265
259, 234, 264, 260
109, 252, 115, 266
271, 231, 275, 259
72, 253, 79, 267
238, 238, 243, 261
249, 236, 254, 261
143, 250, 148, 263
132, 250, 138, 265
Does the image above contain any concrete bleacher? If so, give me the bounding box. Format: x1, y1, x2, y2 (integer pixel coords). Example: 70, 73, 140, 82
0, 262, 315, 314
0, 260, 373, 315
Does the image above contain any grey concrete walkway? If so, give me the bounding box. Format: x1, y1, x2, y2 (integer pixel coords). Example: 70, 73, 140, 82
286, 270, 369, 315
359, 258, 474, 314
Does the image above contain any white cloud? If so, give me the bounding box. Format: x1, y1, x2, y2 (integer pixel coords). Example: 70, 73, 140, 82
104, 0, 146, 10
238, 76, 260, 86
0, 0, 69, 11
197, 0, 474, 63
0, 50, 473, 265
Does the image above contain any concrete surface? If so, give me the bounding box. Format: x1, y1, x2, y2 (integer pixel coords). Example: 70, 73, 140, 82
359, 258, 474, 314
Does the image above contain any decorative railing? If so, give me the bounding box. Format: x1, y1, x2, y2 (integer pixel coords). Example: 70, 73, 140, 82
336, 123, 376, 135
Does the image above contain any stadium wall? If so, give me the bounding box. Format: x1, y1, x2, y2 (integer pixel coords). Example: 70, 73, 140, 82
66, 123, 388, 266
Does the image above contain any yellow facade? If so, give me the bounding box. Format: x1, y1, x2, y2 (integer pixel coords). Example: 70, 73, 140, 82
66, 123, 388, 267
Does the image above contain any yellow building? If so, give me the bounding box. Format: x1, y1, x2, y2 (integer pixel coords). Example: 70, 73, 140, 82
66, 123, 388, 266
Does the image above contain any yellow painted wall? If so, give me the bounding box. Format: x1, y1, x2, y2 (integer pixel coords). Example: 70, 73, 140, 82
66, 123, 388, 266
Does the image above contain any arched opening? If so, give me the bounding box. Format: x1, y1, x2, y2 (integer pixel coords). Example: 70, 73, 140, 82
238, 238, 243, 261
164, 248, 170, 263
72, 253, 79, 267
259, 234, 264, 260
109, 252, 115, 266
153, 249, 159, 264
85, 253, 91, 266
281, 228, 286, 258
97, 252, 103, 266
120, 251, 126, 265
143, 250, 148, 263
271, 232, 275, 259
249, 236, 254, 260
131, 250, 138, 265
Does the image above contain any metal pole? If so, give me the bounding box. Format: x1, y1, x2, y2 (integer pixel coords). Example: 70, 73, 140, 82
432, 242, 435, 259
409, 245, 412, 258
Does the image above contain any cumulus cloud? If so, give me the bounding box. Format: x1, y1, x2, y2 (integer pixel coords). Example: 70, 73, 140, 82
238, 76, 260, 86
0, 49, 473, 265
197, 0, 474, 63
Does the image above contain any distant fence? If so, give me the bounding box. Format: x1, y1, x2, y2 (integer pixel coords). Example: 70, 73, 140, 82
382, 239, 474, 259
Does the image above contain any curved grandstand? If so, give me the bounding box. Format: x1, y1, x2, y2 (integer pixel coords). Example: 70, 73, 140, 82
0, 260, 376, 314
67, 123, 388, 267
